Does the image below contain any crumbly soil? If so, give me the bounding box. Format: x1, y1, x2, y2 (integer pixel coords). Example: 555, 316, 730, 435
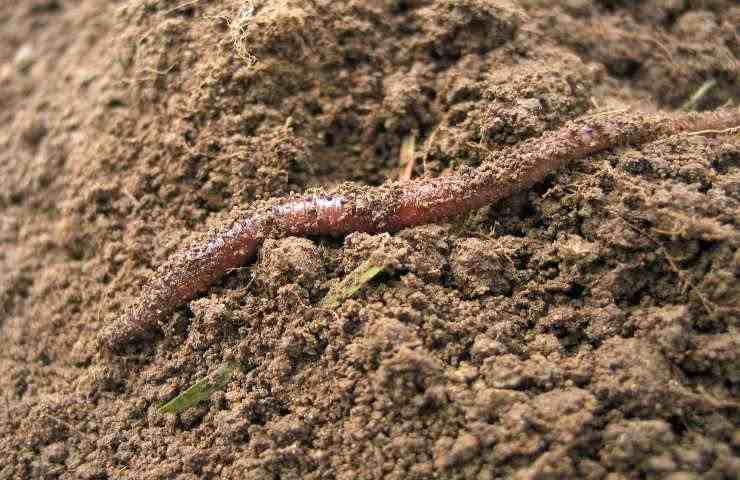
1, 1, 739, 479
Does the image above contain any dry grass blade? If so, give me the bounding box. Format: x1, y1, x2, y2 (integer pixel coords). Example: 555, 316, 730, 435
163, 0, 202, 16
680, 79, 717, 112
399, 133, 417, 181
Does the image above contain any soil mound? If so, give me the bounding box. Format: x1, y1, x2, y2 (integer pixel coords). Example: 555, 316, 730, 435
1, 1, 738, 478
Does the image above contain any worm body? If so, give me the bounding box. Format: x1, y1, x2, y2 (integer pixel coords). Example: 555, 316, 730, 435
100, 109, 740, 351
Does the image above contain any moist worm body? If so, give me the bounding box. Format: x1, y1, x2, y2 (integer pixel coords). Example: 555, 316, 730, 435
100, 109, 740, 351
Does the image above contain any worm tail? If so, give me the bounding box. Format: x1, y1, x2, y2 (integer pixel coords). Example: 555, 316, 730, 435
99, 216, 265, 351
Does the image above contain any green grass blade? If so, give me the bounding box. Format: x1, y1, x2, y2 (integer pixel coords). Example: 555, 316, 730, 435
321, 261, 383, 307
159, 362, 237, 414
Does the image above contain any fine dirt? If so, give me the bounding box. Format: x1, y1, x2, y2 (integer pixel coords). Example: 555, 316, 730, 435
1, 1, 739, 479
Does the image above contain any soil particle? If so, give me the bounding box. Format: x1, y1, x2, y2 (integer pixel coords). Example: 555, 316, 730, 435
599, 419, 676, 473
591, 337, 677, 415
681, 333, 740, 383
450, 237, 515, 297
257, 237, 326, 294
434, 431, 481, 469
530, 387, 597, 443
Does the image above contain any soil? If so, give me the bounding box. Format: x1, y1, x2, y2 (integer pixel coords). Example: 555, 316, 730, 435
1, 1, 738, 479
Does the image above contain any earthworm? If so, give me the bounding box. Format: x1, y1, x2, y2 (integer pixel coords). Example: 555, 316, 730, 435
99, 108, 740, 351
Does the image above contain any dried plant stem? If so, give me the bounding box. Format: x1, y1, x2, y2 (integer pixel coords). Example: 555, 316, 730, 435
679, 78, 717, 112
399, 133, 417, 181
615, 212, 717, 315
100, 108, 740, 351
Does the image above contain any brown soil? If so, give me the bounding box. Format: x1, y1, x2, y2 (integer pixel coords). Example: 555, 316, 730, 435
1, 1, 738, 479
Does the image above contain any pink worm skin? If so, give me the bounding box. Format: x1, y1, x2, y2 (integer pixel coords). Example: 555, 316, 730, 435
100, 108, 740, 351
